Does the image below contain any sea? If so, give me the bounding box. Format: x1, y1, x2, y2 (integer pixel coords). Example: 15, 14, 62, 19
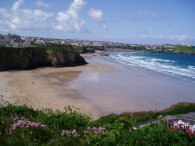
110, 52, 195, 84
68, 53, 195, 115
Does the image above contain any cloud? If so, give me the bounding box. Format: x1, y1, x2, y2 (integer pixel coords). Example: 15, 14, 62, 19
54, 0, 86, 33
88, 8, 103, 22
88, 8, 107, 30
0, 0, 89, 34
0, 0, 53, 31
35, 0, 50, 8
139, 35, 194, 42
139, 10, 160, 18
12, 0, 24, 11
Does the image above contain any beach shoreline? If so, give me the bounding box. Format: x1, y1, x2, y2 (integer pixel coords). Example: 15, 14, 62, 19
0, 55, 112, 119
68, 55, 195, 116
1, 52, 195, 118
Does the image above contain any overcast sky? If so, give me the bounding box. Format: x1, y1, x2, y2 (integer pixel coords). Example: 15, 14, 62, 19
0, 0, 194, 45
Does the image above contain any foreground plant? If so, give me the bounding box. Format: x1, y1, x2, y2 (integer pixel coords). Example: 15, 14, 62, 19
170, 120, 195, 136
61, 129, 78, 137
0, 102, 195, 146
9, 118, 48, 134
84, 127, 106, 135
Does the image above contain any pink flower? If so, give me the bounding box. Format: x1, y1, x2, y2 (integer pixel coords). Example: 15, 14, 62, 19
9, 118, 48, 134
170, 120, 195, 137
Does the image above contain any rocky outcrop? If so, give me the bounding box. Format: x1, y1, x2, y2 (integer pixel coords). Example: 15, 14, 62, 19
81, 47, 95, 54
47, 50, 87, 67
0, 47, 87, 71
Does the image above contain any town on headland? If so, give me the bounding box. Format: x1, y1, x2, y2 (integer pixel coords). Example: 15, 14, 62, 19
1, 33, 195, 54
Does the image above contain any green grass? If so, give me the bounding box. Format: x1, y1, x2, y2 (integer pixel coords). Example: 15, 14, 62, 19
173, 46, 195, 54
0, 102, 195, 146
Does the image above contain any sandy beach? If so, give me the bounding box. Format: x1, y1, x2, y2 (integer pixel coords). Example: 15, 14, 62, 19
0, 58, 112, 119
1, 53, 195, 118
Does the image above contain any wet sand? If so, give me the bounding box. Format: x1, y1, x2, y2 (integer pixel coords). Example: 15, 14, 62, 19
68, 56, 195, 115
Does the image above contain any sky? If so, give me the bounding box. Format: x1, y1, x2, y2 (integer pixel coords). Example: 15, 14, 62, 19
0, 0, 195, 45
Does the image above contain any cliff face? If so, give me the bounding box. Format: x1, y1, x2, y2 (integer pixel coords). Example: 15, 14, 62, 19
81, 47, 95, 54
0, 47, 87, 71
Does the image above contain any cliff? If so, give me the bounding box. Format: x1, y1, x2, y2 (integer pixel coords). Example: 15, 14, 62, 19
0, 46, 87, 71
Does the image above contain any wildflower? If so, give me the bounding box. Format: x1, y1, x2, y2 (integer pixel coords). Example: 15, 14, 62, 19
61, 130, 67, 137
170, 120, 195, 136
9, 118, 48, 134
61, 129, 78, 137
84, 127, 106, 135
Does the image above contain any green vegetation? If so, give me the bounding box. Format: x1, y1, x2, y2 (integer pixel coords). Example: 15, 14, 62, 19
45, 44, 82, 53
1, 102, 195, 146
82, 44, 195, 54
147, 45, 195, 54
0, 45, 86, 71
173, 46, 195, 54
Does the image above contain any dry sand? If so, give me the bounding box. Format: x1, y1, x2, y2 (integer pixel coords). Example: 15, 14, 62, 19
0, 61, 112, 119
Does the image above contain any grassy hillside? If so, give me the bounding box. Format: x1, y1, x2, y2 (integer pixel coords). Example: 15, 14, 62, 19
146, 46, 195, 54
0, 45, 86, 71
173, 46, 195, 54
1, 102, 195, 146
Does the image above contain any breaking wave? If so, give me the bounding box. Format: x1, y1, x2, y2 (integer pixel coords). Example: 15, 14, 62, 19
110, 52, 195, 81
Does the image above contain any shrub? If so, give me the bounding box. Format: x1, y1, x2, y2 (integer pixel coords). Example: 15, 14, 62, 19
0, 103, 195, 145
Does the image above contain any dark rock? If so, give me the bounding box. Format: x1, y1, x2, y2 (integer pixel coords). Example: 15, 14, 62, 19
0, 47, 87, 71
81, 47, 95, 54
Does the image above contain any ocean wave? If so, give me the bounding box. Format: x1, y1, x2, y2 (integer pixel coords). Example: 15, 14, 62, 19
110, 52, 195, 79
188, 66, 195, 70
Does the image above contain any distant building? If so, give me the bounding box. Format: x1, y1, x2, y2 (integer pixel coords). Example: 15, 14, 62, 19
10, 40, 18, 48
0, 39, 6, 47
34, 39, 45, 45
0, 34, 4, 39
7, 33, 21, 42
19, 40, 31, 48
180, 42, 191, 47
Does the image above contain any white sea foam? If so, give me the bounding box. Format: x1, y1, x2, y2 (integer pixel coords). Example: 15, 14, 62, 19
110, 52, 195, 79
188, 66, 195, 70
